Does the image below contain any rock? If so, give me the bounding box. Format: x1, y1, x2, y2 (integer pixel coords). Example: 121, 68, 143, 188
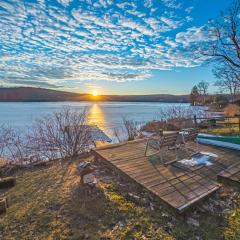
202, 202, 214, 212
161, 212, 169, 217
220, 191, 232, 199
187, 217, 200, 227
84, 233, 89, 239
222, 208, 231, 214
112, 221, 124, 231
128, 193, 140, 200
150, 202, 154, 210
167, 221, 174, 230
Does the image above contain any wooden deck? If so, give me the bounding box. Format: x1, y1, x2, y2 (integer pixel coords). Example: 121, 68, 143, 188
93, 139, 240, 213
218, 162, 240, 188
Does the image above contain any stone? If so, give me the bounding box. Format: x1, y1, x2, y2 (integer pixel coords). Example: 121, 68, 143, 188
187, 217, 200, 227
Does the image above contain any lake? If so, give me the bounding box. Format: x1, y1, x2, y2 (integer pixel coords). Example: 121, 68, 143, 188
0, 102, 203, 141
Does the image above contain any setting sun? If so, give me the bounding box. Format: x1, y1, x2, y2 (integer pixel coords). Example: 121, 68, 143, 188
92, 90, 98, 97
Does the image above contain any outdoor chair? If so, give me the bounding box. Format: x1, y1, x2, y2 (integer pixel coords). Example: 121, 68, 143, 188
145, 132, 180, 165
180, 128, 199, 156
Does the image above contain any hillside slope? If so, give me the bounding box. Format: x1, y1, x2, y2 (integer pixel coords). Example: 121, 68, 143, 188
0, 157, 239, 239
0, 87, 189, 102
0, 87, 88, 102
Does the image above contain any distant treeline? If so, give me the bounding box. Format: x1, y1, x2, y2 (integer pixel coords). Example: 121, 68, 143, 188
0, 87, 190, 103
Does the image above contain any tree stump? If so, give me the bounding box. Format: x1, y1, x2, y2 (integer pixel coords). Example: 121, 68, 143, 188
77, 162, 96, 186
0, 197, 8, 214
80, 168, 95, 185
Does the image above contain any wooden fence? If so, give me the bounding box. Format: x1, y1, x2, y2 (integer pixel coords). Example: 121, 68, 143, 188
193, 115, 240, 132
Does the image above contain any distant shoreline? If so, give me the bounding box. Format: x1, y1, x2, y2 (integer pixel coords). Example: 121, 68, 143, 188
0, 87, 190, 103
0, 100, 190, 103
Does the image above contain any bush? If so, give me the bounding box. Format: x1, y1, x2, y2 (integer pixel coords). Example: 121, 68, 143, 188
0, 107, 94, 165
224, 104, 240, 116
26, 107, 94, 161
141, 120, 179, 132
141, 118, 195, 132
0, 125, 27, 165
122, 118, 141, 141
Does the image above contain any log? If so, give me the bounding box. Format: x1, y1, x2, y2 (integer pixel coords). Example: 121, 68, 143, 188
0, 177, 16, 189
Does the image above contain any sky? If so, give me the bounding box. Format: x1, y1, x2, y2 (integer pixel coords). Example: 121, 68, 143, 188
0, 0, 233, 95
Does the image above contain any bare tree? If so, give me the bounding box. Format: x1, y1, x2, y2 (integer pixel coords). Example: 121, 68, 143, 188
0, 125, 10, 160
199, 0, 240, 68
157, 105, 209, 129
26, 108, 93, 162
112, 127, 123, 143
0, 108, 96, 166
197, 80, 209, 104
190, 86, 200, 106
0, 125, 26, 164
122, 118, 141, 141
213, 63, 240, 101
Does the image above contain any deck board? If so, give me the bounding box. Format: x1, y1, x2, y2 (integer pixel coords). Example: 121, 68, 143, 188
218, 161, 240, 187
93, 139, 240, 213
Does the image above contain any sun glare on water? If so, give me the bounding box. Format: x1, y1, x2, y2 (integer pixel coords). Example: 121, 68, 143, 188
92, 90, 98, 97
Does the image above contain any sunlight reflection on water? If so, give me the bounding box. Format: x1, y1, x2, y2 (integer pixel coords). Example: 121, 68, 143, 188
87, 103, 107, 131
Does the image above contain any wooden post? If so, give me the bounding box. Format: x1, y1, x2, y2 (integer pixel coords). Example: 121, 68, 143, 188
238, 117, 240, 133
194, 115, 197, 128
0, 197, 8, 214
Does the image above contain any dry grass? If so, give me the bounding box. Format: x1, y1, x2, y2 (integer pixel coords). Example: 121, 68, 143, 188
224, 104, 240, 117
202, 117, 240, 135
203, 127, 239, 135
0, 156, 239, 240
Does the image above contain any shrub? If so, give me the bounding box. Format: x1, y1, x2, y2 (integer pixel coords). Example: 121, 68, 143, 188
122, 118, 141, 141
224, 104, 240, 116
0, 107, 94, 165
141, 120, 179, 132
0, 126, 26, 165
26, 107, 94, 161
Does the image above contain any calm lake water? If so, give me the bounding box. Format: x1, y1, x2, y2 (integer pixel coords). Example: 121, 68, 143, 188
0, 102, 203, 141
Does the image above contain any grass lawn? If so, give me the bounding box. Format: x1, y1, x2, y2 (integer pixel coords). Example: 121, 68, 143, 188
0, 156, 240, 240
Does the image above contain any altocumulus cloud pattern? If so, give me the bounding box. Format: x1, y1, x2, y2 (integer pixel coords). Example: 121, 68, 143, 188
0, 0, 210, 89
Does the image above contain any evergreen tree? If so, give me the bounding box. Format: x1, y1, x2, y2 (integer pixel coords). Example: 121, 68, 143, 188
190, 86, 199, 106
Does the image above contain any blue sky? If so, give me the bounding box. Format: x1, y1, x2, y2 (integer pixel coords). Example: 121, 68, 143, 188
0, 0, 233, 95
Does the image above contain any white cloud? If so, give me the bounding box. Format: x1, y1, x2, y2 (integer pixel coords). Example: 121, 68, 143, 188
185, 6, 194, 14
119, 18, 155, 36
160, 16, 180, 29
56, 0, 73, 7
176, 26, 212, 46
144, 0, 153, 8
0, 1, 15, 12
164, 37, 178, 48
0, 0, 207, 87
161, 0, 182, 9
